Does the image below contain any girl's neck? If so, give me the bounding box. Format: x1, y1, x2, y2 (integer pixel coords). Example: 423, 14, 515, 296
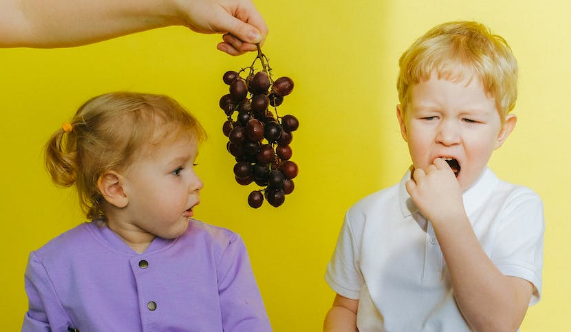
106, 219, 155, 254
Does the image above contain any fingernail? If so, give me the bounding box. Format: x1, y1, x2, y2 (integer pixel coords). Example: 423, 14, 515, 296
248, 31, 262, 43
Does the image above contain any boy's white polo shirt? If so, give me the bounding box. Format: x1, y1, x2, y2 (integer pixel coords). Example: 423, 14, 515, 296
325, 167, 544, 332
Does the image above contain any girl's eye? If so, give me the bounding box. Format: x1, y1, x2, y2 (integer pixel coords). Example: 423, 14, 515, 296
172, 167, 184, 176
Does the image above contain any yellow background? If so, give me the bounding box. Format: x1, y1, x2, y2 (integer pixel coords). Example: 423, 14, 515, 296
1, 0, 569, 330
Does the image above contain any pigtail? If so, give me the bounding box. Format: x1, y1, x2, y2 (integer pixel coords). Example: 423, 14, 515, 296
44, 124, 78, 188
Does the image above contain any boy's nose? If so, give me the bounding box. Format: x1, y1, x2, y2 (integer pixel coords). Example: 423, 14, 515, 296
436, 121, 460, 145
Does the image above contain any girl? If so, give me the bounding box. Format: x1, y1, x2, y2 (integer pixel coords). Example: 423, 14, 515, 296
22, 92, 272, 332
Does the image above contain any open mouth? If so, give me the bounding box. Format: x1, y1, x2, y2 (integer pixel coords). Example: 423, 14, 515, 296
444, 158, 460, 178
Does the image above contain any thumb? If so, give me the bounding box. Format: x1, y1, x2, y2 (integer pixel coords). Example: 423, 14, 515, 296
220, 16, 262, 44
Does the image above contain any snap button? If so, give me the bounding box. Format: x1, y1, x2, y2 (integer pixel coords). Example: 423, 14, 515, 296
147, 301, 157, 311
138, 260, 149, 269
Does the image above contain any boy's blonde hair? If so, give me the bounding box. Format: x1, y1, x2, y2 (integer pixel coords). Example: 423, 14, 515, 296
397, 21, 518, 120
45, 92, 206, 220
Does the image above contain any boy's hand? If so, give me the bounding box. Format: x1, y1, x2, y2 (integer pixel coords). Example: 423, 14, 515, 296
405, 158, 465, 224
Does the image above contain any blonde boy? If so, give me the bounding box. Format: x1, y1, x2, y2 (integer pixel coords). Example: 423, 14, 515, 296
324, 21, 544, 332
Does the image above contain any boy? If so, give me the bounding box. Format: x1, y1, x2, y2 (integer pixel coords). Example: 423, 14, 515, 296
324, 21, 544, 332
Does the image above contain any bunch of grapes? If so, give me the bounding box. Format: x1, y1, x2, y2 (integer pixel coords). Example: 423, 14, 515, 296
219, 45, 299, 208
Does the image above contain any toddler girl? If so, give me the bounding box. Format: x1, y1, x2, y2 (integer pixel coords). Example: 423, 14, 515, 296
22, 91, 272, 332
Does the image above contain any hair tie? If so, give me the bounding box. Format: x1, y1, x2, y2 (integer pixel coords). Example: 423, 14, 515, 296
62, 122, 73, 133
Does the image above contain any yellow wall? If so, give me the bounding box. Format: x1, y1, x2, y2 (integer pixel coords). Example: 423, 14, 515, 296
1, 0, 569, 330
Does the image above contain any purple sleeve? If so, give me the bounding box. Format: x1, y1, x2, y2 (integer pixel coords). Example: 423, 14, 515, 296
21, 252, 71, 332
217, 235, 272, 332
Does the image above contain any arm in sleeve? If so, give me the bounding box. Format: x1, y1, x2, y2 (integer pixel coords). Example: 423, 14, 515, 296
21, 252, 71, 332
493, 189, 545, 305
325, 211, 364, 300
217, 234, 272, 332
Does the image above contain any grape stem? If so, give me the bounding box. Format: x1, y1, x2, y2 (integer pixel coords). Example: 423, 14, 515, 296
254, 44, 272, 77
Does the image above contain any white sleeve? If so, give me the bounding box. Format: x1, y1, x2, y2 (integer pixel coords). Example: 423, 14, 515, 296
492, 188, 545, 305
325, 211, 364, 300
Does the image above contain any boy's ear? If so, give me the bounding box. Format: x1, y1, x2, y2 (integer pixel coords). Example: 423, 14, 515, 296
97, 171, 128, 208
495, 113, 517, 149
396, 104, 408, 142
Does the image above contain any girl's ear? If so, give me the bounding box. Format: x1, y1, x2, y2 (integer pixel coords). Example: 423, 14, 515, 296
97, 171, 128, 208
396, 104, 408, 142
495, 113, 517, 150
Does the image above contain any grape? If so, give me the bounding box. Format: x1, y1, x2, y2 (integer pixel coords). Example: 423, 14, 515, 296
272, 77, 294, 97
230, 79, 248, 102
219, 45, 299, 208
264, 122, 282, 142
250, 71, 271, 94
223, 71, 239, 85
277, 131, 292, 146
234, 161, 253, 179
222, 120, 234, 137
268, 169, 285, 189
268, 92, 283, 107
283, 179, 295, 195
279, 160, 298, 179
248, 190, 264, 208
276, 145, 292, 160
246, 119, 264, 141
251, 94, 270, 114
281, 115, 299, 132
243, 140, 260, 156
265, 188, 285, 207
256, 144, 275, 164
228, 126, 246, 144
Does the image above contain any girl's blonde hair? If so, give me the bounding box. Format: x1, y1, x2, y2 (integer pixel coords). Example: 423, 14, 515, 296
397, 21, 518, 120
45, 92, 206, 220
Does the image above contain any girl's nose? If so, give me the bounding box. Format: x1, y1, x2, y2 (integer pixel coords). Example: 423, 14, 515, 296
189, 174, 204, 193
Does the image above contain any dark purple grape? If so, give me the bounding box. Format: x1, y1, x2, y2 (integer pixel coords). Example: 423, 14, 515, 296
233, 161, 253, 179
237, 98, 252, 113
283, 179, 295, 195
268, 169, 285, 189
229, 126, 246, 144
281, 115, 299, 132
246, 119, 264, 141
272, 77, 294, 97
227, 142, 244, 158
253, 163, 269, 179
230, 78, 248, 102
268, 92, 283, 107
235, 175, 254, 186
276, 145, 292, 160
264, 122, 282, 142
223, 71, 239, 85
237, 111, 250, 126
222, 120, 234, 137
279, 160, 298, 179
242, 140, 260, 156
277, 131, 292, 146
248, 190, 264, 208
249, 71, 271, 94
257, 144, 275, 164
265, 188, 285, 207
251, 94, 270, 114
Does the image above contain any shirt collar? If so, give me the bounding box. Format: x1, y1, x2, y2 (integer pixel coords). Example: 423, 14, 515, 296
399, 166, 498, 220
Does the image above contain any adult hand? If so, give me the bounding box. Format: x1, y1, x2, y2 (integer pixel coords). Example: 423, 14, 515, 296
177, 0, 268, 55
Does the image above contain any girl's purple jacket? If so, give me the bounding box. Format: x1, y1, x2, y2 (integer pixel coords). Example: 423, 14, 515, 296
22, 219, 272, 332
